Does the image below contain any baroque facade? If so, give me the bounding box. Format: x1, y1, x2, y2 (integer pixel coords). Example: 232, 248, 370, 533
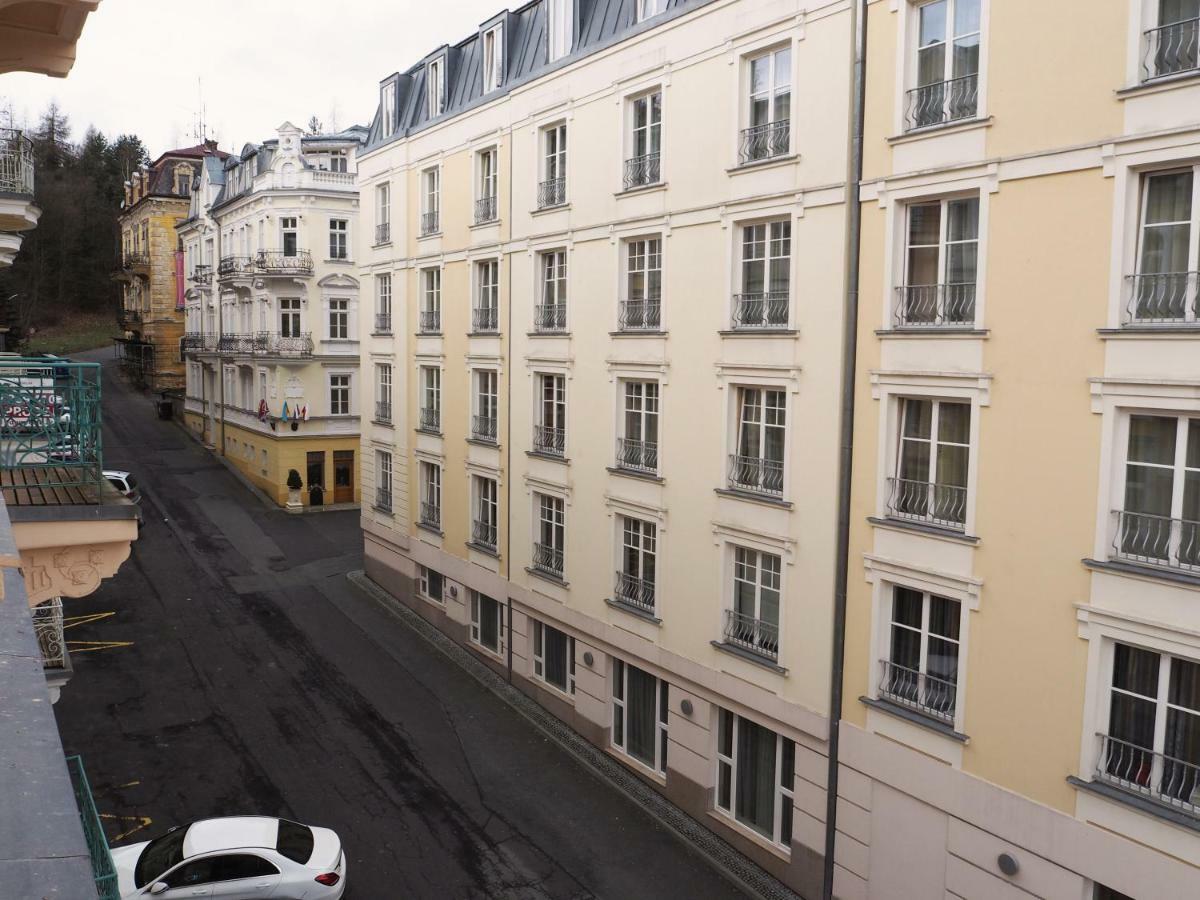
178, 123, 367, 508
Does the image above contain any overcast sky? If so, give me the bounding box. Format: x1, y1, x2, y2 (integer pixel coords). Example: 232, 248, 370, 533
1, 0, 500, 156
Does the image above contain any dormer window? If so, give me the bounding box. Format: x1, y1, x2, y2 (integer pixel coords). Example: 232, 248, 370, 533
636, 0, 667, 22
381, 81, 397, 136
329, 150, 347, 173
548, 0, 572, 62
427, 57, 445, 118
483, 25, 503, 93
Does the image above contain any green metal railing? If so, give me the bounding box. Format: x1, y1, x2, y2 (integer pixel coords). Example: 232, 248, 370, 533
65, 755, 119, 900
0, 358, 103, 495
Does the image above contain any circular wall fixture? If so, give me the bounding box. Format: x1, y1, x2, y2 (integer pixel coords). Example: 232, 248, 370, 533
680, 699, 694, 717
997, 853, 1019, 877
582, 651, 595, 667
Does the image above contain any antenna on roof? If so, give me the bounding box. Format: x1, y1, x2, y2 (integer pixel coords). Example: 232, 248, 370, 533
192, 76, 208, 146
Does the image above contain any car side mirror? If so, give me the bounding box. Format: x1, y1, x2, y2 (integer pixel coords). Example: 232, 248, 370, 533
150, 883, 169, 895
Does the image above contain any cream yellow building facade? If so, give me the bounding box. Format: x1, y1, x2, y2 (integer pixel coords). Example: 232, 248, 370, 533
834, 1, 1200, 898
179, 123, 367, 508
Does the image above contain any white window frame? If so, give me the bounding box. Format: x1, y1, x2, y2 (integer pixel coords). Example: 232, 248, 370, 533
896, 194, 982, 328
375, 449, 393, 510
611, 658, 668, 775
532, 620, 576, 695
469, 590, 505, 655
328, 298, 349, 340
536, 372, 567, 449
422, 167, 440, 232
427, 57, 445, 118
636, 0, 667, 23
895, 0, 988, 134
421, 267, 442, 330
376, 182, 391, 231
477, 147, 499, 203
420, 365, 441, 422
417, 564, 444, 603
280, 217, 298, 257
534, 491, 566, 571
715, 708, 795, 849
475, 259, 499, 327
474, 369, 498, 432
547, 0, 572, 61
472, 474, 498, 548
381, 81, 397, 136
375, 274, 392, 328
744, 45, 792, 132
279, 297, 301, 337
543, 123, 567, 185
328, 373, 351, 416
618, 379, 660, 472
890, 396, 972, 529
483, 24, 504, 93
375, 363, 392, 416
420, 460, 441, 521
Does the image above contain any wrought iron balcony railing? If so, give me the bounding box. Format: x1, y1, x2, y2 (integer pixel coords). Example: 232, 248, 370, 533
537, 176, 566, 209
190, 264, 212, 285
731, 291, 789, 329
66, 756, 120, 900
903, 74, 979, 132
419, 407, 440, 433
375, 486, 392, 512
623, 152, 661, 190
533, 424, 565, 456
33, 597, 65, 671
618, 298, 661, 331
472, 519, 498, 551
218, 333, 256, 354
1095, 733, 1200, 817
1144, 17, 1200, 81
419, 310, 441, 333
256, 249, 313, 275
123, 252, 150, 269
533, 303, 567, 333
375, 313, 392, 334
0, 127, 34, 196
878, 659, 957, 724
472, 414, 497, 443
728, 454, 784, 497
1124, 272, 1199, 325
420, 211, 439, 235
1112, 509, 1200, 573
181, 332, 217, 353
261, 333, 313, 356
375, 222, 391, 245
894, 283, 977, 328
475, 194, 498, 224
473, 306, 499, 333
738, 120, 790, 165
885, 476, 967, 530
121, 308, 143, 326
420, 500, 441, 530
533, 542, 564, 577
616, 437, 657, 475
722, 608, 779, 662
374, 400, 392, 424
614, 570, 655, 614
217, 255, 254, 277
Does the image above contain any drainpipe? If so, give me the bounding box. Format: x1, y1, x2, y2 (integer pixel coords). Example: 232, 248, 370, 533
505, 127, 514, 685
217, 223, 226, 456
823, 2, 867, 899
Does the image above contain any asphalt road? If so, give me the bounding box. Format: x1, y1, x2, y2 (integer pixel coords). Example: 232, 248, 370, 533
53, 351, 744, 900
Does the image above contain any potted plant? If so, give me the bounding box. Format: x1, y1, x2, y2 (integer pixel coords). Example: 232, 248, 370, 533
286, 469, 303, 510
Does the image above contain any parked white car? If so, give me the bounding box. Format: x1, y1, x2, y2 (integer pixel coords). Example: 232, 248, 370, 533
104, 470, 141, 504
111, 816, 346, 899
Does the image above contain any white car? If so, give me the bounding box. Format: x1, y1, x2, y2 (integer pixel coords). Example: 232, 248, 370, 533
110, 816, 346, 899
104, 469, 143, 526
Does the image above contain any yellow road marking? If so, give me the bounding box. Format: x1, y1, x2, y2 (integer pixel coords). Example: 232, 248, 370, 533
63, 611, 116, 629
100, 813, 153, 843
66, 640, 134, 653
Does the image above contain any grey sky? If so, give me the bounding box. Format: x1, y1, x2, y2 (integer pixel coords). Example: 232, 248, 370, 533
2, 0, 501, 156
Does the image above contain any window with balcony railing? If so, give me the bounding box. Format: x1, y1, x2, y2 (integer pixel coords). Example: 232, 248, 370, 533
375, 363, 392, 424
887, 398, 970, 530
620, 238, 662, 332
420, 268, 441, 333
534, 250, 567, 332
420, 461, 441, 530
0, 128, 35, 196
624, 90, 662, 189
421, 167, 440, 235
729, 387, 785, 497
375, 450, 393, 512
904, 0, 980, 132
616, 380, 658, 475
722, 547, 780, 662
539, 123, 567, 208
614, 516, 656, 616
473, 369, 498, 443
740, 47, 791, 165
534, 373, 566, 457
474, 259, 499, 333
419, 366, 440, 433
472, 476, 498, 552
895, 197, 979, 328
1127, 170, 1200, 326
878, 586, 961, 724
533, 493, 565, 579
733, 221, 790, 329
1143, 3, 1200, 81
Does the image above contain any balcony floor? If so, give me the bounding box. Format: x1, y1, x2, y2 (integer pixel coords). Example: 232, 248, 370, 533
1, 467, 100, 507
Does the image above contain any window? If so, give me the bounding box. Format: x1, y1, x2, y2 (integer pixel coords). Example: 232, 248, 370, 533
469, 590, 504, 654
427, 57, 444, 118
1094, 886, 1136, 900
533, 493, 565, 577
534, 373, 566, 456
612, 659, 668, 773
418, 565, 444, 603
741, 47, 791, 164
420, 268, 441, 332
375, 450, 393, 511
620, 238, 662, 330
1129, 170, 1200, 324
730, 387, 785, 497
381, 81, 397, 136
375, 274, 392, 333
897, 197, 979, 327
539, 124, 567, 208
329, 374, 350, 416
625, 92, 662, 189
1114, 415, 1200, 572
906, 0, 980, 131
535, 250, 567, 332
483, 25, 503, 92
879, 586, 961, 723
615, 517, 656, 615
1145, 1, 1200, 80
474, 260, 499, 332
734, 221, 791, 329
279, 297, 301, 337
328, 150, 347, 174
724, 548, 781, 661
1099, 642, 1200, 814
617, 380, 659, 474
328, 298, 349, 339
472, 475, 498, 551
716, 710, 794, 848
422, 168, 440, 235
889, 398, 970, 529
533, 621, 576, 694
280, 217, 298, 257
375, 183, 391, 245
420, 366, 441, 432
420, 461, 441, 529
473, 369, 498, 442
476, 148, 499, 223
547, 0, 572, 61
375, 363, 392, 423
636, 0, 667, 22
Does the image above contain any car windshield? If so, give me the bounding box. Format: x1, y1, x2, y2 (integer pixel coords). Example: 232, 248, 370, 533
276, 819, 314, 864
134, 826, 189, 888
126, 475, 138, 490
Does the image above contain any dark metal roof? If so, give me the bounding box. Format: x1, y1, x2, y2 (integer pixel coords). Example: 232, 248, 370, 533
366, 0, 710, 151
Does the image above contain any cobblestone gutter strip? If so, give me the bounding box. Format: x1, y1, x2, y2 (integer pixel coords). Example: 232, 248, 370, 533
348, 570, 805, 900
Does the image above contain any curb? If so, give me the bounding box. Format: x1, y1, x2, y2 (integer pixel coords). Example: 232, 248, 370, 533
347, 569, 806, 900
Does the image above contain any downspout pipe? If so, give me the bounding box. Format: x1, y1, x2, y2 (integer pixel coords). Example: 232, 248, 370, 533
823, 1, 867, 898
216, 224, 226, 456
505, 129, 514, 685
